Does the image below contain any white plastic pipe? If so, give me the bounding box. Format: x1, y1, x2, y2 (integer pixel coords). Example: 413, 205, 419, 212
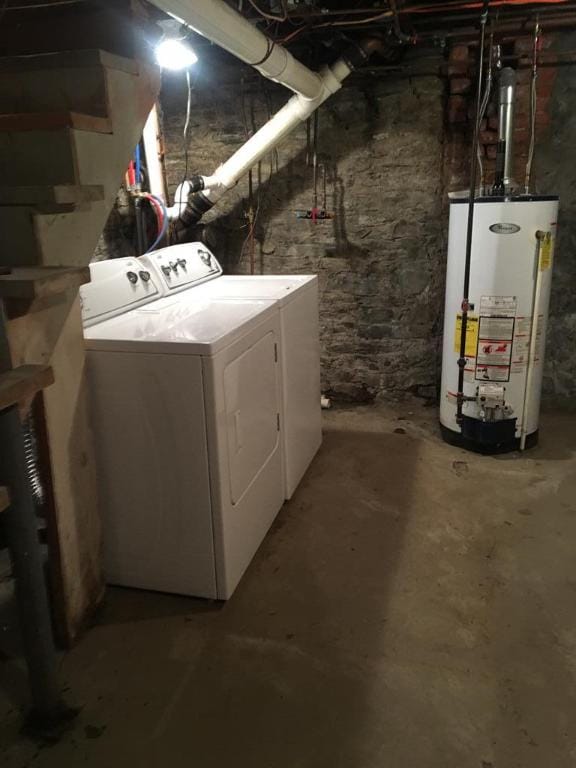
150, 0, 323, 100
519, 231, 547, 450
198, 59, 350, 205
142, 105, 167, 201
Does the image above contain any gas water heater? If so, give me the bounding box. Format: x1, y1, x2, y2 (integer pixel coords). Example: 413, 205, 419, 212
439, 53, 559, 453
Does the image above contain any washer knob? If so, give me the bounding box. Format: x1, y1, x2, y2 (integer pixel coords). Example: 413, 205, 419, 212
126, 271, 138, 284
177, 258, 187, 269
199, 250, 212, 267
162, 265, 171, 277
139, 270, 151, 282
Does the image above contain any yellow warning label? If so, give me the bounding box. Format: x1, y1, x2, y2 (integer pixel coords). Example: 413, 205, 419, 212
540, 233, 554, 271
454, 313, 479, 357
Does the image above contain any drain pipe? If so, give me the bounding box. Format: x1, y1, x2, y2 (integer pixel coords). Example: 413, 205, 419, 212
171, 39, 380, 237
150, 0, 323, 99
149, 0, 381, 235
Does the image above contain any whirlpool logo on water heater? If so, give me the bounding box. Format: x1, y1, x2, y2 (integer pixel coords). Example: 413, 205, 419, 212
489, 222, 521, 235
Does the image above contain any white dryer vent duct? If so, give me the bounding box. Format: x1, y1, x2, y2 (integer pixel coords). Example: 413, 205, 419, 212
149, 0, 382, 234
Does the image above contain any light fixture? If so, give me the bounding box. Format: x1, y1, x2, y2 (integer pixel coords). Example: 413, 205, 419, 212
155, 38, 198, 71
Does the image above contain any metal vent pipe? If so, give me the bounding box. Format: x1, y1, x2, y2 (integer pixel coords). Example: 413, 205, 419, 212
494, 67, 516, 193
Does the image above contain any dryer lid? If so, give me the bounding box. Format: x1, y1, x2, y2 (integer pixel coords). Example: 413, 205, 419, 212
84, 297, 276, 356
184, 274, 317, 306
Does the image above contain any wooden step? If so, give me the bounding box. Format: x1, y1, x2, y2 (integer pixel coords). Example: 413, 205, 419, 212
0, 266, 90, 301
0, 365, 54, 412
0, 184, 105, 212
0, 112, 112, 134
0, 49, 139, 75
0, 486, 9, 515
0, 50, 139, 121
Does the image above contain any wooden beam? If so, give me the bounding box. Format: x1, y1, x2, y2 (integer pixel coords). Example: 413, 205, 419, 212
0, 364, 54, 411
0, 184, 105, 210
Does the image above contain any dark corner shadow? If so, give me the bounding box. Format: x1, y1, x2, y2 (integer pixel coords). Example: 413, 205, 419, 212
0, 587, 30, 714
93, 586, 223, 628
493, 410, 576, 463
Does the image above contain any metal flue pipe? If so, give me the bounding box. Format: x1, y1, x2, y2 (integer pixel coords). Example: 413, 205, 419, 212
494, 67, 516, 194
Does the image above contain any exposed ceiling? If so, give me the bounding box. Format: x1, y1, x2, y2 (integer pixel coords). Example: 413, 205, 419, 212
237, 0, 576, 45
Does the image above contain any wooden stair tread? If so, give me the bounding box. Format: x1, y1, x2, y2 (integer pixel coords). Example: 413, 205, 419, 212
0, 49, 140, 75
0, 486, 9, 514
0, 266, 91, 300
0, 184, 105, 210
0, 365, 54, 411
0, 112, 113, 134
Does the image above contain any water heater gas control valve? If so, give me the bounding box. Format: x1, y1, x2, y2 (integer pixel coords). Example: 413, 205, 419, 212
476, 383, 513, 421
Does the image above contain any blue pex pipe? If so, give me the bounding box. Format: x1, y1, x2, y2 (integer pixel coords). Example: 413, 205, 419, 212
134, 144, 141, 189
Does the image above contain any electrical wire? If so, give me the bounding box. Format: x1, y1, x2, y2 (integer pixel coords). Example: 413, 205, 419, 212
314, 8, 393, 27
524, 20, 540, 193
246, 0, 287, 22
174, 67, 195, 233
269, 0, 571, 37
476, 32, 494, 195
182, 68, 193, 185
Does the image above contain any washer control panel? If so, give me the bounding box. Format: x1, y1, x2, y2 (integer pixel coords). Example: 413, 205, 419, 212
140, 243, 222, 295
81, 258, 160, 327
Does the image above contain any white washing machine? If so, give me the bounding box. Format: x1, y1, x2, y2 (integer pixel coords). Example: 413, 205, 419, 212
81, 258, 284, 600
140, 243, 322, 498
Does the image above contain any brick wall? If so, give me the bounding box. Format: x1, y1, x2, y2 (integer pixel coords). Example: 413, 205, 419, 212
444, 38, 556, 194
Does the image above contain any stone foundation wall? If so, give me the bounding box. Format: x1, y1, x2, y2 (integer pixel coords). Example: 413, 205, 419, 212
96, 36, 576, 405
161, 55, 446, 402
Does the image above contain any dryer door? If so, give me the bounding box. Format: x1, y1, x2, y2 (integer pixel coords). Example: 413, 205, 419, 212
224, 330, 279, 504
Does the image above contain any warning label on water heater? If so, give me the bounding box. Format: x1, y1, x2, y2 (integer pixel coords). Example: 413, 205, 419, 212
479, 295, 518, 317
475, 315, 515, 382
454, 313, 479, 357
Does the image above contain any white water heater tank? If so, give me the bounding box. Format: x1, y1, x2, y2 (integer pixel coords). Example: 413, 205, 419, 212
440, 195, 559, 452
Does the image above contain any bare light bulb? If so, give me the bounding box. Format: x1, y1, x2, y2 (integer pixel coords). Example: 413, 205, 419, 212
155, 39, 198, 71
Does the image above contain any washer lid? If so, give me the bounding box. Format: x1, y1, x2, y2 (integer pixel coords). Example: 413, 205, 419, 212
81, 258, 161, 327
84, 297, 276, 355
186, 274, 317, 307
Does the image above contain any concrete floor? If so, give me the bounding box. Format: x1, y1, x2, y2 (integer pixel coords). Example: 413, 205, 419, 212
1, 403, 576, 767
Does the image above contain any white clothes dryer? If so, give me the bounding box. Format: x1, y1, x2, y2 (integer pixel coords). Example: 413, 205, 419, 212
140, 243, 322, 498
81, 258, 284, 599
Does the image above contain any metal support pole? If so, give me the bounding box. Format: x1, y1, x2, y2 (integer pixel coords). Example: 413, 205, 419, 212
0, 303, 66, 728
